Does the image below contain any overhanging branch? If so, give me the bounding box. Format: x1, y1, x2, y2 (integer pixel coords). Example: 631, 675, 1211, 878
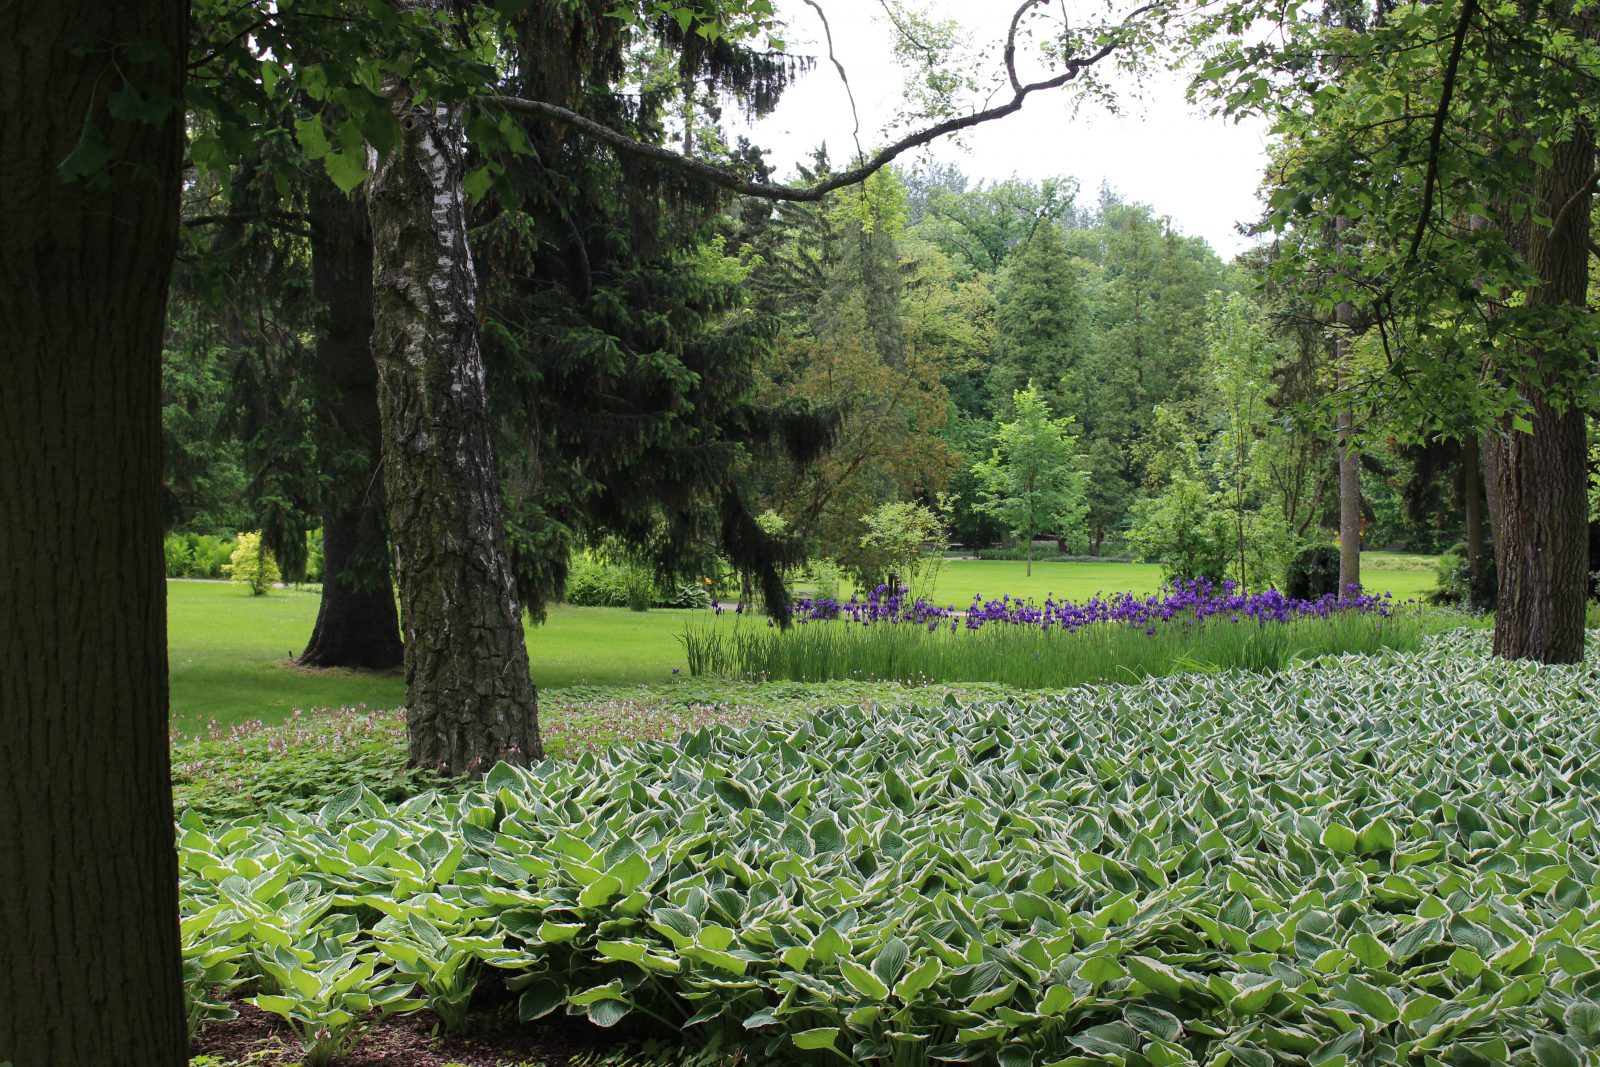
484, 2, 1157, 203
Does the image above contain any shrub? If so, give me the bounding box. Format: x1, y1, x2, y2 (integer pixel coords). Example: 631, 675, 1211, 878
853, 500, 948, 600
221, 531, 279, 595
565, 551, 712, 611
181, 630, 1600, 1063
1432, 542, 1496, 611
1285, 544, 1341, 599
163, 532, 236, 578
806, 559, 844, 601
1126, 473, 1234, 582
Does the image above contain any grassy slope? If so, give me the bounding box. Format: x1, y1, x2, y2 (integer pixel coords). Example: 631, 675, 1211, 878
169, 557, 1439, 731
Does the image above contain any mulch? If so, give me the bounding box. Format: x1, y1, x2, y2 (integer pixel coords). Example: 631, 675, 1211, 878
191, 1001, 608, 1066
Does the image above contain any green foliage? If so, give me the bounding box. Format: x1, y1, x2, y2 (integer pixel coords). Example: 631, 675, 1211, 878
682, 609, 1435, 688
222, 531, 280, 595
972, 387, 1089, 568
803, 559, 844, 601
1433, 543, 1497, 612
563, 552, 711, 612
181, 629, 1600, 1063
990, 221, 1090, 418
1128, 407, 1293, 586
250, 950, 419, 1065
1127, 463, 1233, 582
172, 710, 447, 822
181, 914, 247, 1039
164, 532, 236, 579
855, 500, 949, 601
1285, 545, 1341, 600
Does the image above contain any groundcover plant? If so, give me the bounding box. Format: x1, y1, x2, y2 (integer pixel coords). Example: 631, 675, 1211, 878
181, 631, 1600, 1065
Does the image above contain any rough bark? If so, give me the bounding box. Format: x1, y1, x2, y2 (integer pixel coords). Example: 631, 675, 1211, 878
1483, 113, 1593, 664
300, 177, 404, 671
368, 34, 543, 773
0, 1, 188, 1063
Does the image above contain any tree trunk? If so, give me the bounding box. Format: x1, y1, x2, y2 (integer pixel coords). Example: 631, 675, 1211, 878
1483, 112, 1593, 664
300, 177, 404, 671
1334, 221, 1361, 595
1462, 434, 1487, 597
1026, 536, 1033, 577
369, 33, 543, 773
0, 1, 188, 1063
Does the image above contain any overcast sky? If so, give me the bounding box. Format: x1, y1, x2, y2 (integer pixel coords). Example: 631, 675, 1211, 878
734, 0, 1275, 259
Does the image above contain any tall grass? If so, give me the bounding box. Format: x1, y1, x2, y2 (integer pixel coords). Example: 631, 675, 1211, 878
681, 610, 1439, 688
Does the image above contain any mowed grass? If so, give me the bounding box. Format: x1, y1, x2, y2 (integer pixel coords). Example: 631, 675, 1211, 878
167, 581, 733, 732
168, 557, 1439, 732
888, 558, 1438, 606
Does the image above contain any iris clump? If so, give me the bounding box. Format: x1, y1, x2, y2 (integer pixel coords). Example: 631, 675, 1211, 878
682, 580, 1435, 687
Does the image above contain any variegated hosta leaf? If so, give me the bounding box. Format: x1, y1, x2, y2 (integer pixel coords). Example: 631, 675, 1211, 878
180, 630, 1600, 1065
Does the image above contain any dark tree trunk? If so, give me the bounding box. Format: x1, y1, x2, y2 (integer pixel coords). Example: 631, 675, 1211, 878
1483, 112, 1593, 664
299, 177, 403, 671
1462, 434, 1488, 595
0, 1, 187, 1063
369, 35, 543, 773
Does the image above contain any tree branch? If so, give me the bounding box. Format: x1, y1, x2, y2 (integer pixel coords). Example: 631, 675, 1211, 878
800, 0, 863, 162
484, 2, 1156, 203
1550, 163, 1600, 236
1405, 0, 1478, 263
1005, 0, 1050, 95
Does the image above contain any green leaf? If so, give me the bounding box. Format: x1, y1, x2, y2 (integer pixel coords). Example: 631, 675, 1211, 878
839, 958, 890, 999
793, 1027, 840, 1051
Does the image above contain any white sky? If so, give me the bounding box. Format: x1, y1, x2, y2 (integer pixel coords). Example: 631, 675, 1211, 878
737, 0, 1275, 259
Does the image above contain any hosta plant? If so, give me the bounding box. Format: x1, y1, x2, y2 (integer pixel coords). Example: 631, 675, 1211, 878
180, 630, 1600, 1064
251, 950, 420, 1066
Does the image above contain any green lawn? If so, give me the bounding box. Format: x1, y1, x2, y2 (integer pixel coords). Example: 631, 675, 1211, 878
908, 558, 1437, 606
169, 557, 1439, 732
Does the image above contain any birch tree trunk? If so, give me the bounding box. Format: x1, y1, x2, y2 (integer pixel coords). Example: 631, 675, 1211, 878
0, 0, 188, 1061
368, 17, 543, 772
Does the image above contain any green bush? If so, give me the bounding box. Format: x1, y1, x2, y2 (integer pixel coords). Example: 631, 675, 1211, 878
181, 630, 1600, 1064
1432, 542, 1495, 611
564, 552, 711, 611
222, 531, 279, 595
164, 532, 236, 579
805, 559, 844, 601
1285, 544, 1341, 599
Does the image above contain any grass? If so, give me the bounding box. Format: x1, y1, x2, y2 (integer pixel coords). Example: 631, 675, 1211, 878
852, 558, 1439, 605
167, 581, 732, 732
169, 555, 1441, 731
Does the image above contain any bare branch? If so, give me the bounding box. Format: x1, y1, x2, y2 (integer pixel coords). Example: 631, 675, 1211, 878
1005, 0, 1050, 95
800, 0, 863, 162
485, 4, 1157, 204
